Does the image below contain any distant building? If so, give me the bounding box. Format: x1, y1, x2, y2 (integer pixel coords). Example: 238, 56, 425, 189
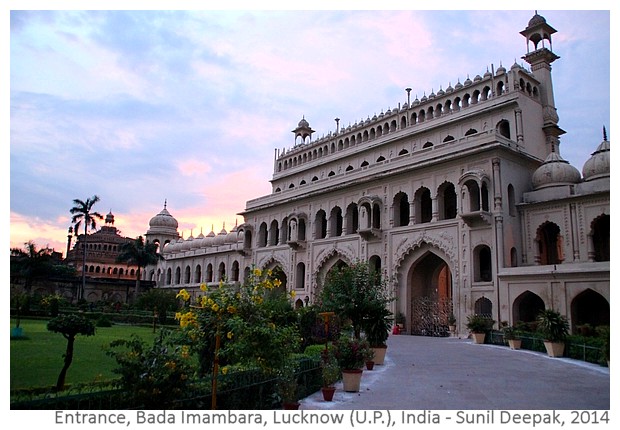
144, 13, 609, 335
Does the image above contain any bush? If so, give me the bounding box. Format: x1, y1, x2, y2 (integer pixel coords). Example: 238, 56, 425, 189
466, 314, 494, 333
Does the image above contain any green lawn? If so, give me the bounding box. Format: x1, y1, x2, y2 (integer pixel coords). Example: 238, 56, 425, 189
10, 319, 165, 391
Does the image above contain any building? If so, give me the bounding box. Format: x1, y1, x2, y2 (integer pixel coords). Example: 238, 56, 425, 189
145, 13, 609, 335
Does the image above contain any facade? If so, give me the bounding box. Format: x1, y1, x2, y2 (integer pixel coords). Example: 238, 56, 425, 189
145, 13, 609, 335
65, 211, 144, 303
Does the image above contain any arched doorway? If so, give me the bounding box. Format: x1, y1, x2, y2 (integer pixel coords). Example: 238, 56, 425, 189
571, 289, 609, 330
512, 291, 544, 328
408, 251, 452, 336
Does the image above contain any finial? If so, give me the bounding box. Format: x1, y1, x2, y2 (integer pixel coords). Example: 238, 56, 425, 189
164, 199, 167, 209
603, 126, 608, 141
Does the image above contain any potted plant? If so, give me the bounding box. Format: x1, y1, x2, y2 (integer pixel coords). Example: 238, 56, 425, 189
501, 321, 521, 350
466, 314, 494, 344
363, 303, 392, 365
536, 309, 569, 358
321, 354, 340, 401
277, 360, 300, 409
395, 311, 406, 330
333, 335, 371, 392
448, 313, 457, 334
365, 348, 375, 370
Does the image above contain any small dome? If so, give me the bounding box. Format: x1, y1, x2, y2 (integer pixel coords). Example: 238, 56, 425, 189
105, 211, 115, 225
298, 117, 309, 128
464, 76, 472, 86
483, 69, 492, 79
528, 12, 546, 28
445, 84, 454, 93
582, 135, 610, 181
455, 80, 463, 90
474, 74, 482, 82
148, 204, 179, 233
532, 152, 581, 189
437, 87, 445, 96
496, 64, 506, 74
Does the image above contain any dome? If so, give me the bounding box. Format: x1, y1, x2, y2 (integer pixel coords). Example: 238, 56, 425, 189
298, 117, 309, 128
528, 12, 546, 28
147, 204, 179, 234
532, 152, 581, 189
582, 135, 610, 181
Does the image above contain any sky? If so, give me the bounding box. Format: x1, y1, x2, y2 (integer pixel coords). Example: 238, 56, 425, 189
5, 2, 615, 257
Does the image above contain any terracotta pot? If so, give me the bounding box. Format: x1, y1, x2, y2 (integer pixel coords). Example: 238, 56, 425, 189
543, 341, 565, 357
342, 369, 363, 392
371, 346, 387, 365
365, 361, 375, 370
282, 401, 300, 410
508, 339, 522, 350
321, 386, 336, 401
471, 332, 486, 344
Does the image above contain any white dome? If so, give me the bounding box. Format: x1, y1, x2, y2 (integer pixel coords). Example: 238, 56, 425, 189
147, 205, 179, 235
532, 152, 581, 189
582, 138, 610, 181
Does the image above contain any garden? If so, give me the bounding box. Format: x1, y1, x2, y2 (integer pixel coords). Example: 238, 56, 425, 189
10, 261, 394, 410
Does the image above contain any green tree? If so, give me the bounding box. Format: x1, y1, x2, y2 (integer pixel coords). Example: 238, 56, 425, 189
10, 241, 55, 291
116, 236, 163, 303
70, 195, 103, 301
319, 260, 393, 339
136, 288, 179, 324
47, 314, 96, 391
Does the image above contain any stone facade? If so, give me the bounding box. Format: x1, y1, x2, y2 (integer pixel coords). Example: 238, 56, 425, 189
145, 13, 609, 335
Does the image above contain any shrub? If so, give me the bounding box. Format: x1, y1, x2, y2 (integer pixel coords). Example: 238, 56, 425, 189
466, 314, 494, 333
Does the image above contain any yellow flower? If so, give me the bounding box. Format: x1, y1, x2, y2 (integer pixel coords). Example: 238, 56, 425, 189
181, 346, 190, 359
199, 296, 208, 307
227, 305, 237, 314
273, 279, 282, 288
211, 303, 220, 313
253, 268, 262, 277
221, 366, 229, 375
200, 283, 207, 292
176, 289, 190, 301
289, 290, 296, 298
268, 322, 275, 330
227, 331, 234, 339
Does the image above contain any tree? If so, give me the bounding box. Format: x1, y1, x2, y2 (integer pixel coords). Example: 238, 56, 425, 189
319, 260, 393, 339
10, 241, 55, 291
47, 314, 96, 391
116, 236, 163, 303
70, 195, 103, 301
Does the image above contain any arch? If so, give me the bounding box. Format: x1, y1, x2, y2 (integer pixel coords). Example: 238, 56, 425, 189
175, 267, 181, 284
414, 187, 432, 223
422, 141, 433, 149
536, 221, 563, 265
497, 119, 511, 139
507, 184, 516, 216
231, 260, 240, 282
571, 289, 610, 329
510, 247, 518, 267
206, 263, 213, 282
329, 206, 343, 237
400, 116, 407, 129
437, 182, 457, 220
258, 222, 268, 247
393, 191, 410, 227
360, 160, 369, 168
218, 262, 226, 281
443, 135, 455, 143
315, 209, 327, 239
474, 297, 492, 316
269, 219, 279, 246
398, 148, 409, 156
473, 244, 492, 282
345, 202, 359, 234
512, 291, 544, 325
166, 267, 172, 285
369, 255, 382, 273
184, 265, 191, 284
376, 155, 386, 162
195, 264, 202, 283
465, 128, 478, 136
591, 214, 610, 262
295, 262, 305, 290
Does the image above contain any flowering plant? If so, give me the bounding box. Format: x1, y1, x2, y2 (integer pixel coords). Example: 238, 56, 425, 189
333, 335, 371, 370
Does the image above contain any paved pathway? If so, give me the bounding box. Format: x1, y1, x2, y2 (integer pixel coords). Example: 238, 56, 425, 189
301, 335, 610, 410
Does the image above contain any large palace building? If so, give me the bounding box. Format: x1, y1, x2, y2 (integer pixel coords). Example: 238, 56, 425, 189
143, 13, 610, 335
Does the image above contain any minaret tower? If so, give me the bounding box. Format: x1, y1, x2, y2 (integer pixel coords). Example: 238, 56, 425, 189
292, 116, 315, 146
520, 11, 565, 155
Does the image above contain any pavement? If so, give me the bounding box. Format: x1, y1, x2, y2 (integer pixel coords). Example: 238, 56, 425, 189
300, 334, 611, 410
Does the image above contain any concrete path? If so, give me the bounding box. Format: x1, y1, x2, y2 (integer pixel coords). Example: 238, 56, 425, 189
301, 335, 610, 410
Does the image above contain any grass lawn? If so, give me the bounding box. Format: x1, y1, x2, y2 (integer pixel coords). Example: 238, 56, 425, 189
10, 318, 169, 391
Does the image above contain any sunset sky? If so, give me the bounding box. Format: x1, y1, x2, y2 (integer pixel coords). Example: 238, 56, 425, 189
6, 4, 614, 256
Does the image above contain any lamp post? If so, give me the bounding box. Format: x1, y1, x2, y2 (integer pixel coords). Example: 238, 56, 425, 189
318, 311, 335, 361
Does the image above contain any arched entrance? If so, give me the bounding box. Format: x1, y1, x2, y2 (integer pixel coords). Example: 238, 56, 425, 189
571, 289, 609, 329
408, 251, 453, 336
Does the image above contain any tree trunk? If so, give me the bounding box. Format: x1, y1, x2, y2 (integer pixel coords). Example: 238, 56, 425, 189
56, 335, 75, 391
134, 268, 142, 303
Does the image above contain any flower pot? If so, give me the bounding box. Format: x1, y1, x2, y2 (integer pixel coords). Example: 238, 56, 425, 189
365, 361, 375, 370
371, 346, 387, 365
282, 401, 300, 410
342, 369, 363, 392
471, 332, 486, 344
543, 341, 565, 357
321, 386, 336, 401
449, 325, 456, 333
508, 339, 522, 350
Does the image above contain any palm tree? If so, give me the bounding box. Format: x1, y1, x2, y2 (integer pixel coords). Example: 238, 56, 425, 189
116, 236, 163, 303
10, 241, 54, 291
70, 195, 103, 301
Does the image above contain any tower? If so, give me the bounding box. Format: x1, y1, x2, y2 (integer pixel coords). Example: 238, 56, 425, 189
520, 11, 565, 155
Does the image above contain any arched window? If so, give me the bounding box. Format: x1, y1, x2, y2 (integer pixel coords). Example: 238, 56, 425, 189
166, 268, 172, 285
206, 263, 213, 282
376, 155, 386, 162
443, 135, 455, 143
184, 266, 191, 284
423, 141, 433, 149
315, 210, 327, 239
474, 245, 492, 282
258, 222, 268, 247
218, 262, 226, 281
591, 214, 610, 262
345, 203, 358, 234
195, 265, 202, 283
369, 255, 381, 274
438, 182, 457, 220
415, 187, 432, 223
497, 119, 510, 139
393, 192, 409, 227
401, 116, 407, 129
175, 267, 181, 284
329, 206, 343, 237
398, 148, 409, 156
507, 184, 516, 216
269, 219, 279, 246
513, 291, 544, 323
465, 128, 478, 136
510, 247, 518, 267
231, 261, 240, 282
295, 262, 305, 290
474, 297, 492, 317
537, 222, 563, 265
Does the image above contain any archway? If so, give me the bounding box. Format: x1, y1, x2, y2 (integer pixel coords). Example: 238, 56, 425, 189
408, 251, 452, 336
571, 289, 609, 330
512, 291, 544, 327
